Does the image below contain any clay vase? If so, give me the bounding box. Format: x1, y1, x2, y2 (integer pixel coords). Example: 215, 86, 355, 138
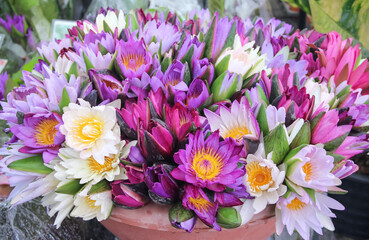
102, 202, 276, 240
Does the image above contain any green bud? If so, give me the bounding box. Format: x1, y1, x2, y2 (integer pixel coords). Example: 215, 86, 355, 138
216, 207, 241, 229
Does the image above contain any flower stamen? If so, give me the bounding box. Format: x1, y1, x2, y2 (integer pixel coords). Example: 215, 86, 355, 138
34, 119, 59, 146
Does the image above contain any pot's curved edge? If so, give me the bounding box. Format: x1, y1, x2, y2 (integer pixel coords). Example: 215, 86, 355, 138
102, 202, 276, 232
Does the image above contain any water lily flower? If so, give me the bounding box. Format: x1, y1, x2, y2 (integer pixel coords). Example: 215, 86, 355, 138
42, 191, 74, 228
144, 164, 179, 204
60, 99, 121, 164
182, 185, 220, 230
0, 71, 8, 100
276, 192, 344, 240
10, 113, 64, 163
58, 141, 136, 184
165, 102, 201, 142
140, 20, 182, 55
89, 69, 124, 102
0, 144, 56, 205
278, 86, 315, 121
216, 39, 268, 79
332, 159, 359, 179
347, 104, 369, 128
137, 120, 174, 161
70, 183, 113, 221
171, 130, 243, 192
150, 60, 188, 94
0, 14, 27, 34
95, 9, 125, 35
176, 35, 204, 64
204, 96, 260, 143
183, 78, 209, 109
285, 145, 340, 192
169, 202, 197, 232
211, 71, 242, 103
116, 38, 152, 79
304, 78, 335, 113
111, 179, 150, 208
239, 142, 286, 223
311, 109, 352, 145
193, 58, 214, 85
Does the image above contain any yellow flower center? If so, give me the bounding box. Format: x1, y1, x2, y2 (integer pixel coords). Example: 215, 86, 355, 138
246, 161, 273, 192
188, 195, 213, 213
287, 197, 306, 211
72, 115, 103, 145
34, 119, 59, 146
302, 162, 312, 181
121, 53, 144, 71
101, 77, 123, 91
88, 155, 116, 174
192, 148, 223, 181
84, 196, 98, 209
223, 126, 251, 142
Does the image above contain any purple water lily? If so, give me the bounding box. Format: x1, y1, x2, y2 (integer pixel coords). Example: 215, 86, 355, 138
0, 71, 8, 100
181, 79, 209, 109
10, 113, 64, 163
182, 185, 220, 230
89, 69, 124, 101
0, 14, 27, 34
171, 130, 244, 192
144, 164, 179, 203
116, 38, 152, 79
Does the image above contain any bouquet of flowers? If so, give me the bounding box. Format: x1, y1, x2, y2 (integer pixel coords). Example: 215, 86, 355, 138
1, 8, 368, 240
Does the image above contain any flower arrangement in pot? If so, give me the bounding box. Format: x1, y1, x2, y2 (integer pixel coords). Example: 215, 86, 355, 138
0, 7, 368, 240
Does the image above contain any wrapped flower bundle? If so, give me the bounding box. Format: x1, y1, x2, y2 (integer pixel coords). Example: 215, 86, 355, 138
1, 8, 369, 240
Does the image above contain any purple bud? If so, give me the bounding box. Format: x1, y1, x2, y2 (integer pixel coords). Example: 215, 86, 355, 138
111, 180, 150, 209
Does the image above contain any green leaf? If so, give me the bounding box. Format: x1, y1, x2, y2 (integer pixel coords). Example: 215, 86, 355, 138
214, 54, 231, 77
103, 20, 113, 33
309, 0, 369, 56
310, 111, 325, 130
183, 62, 191, 86
180, 45, 194, 66
88, 180, 111, 195
56, 180, 84, 195
290, 121, 311, 149
269, 74, 281, 104
58, 88, 70, 113
216, 207, 242, 229
264, 124, 289, 164
8, 155, 53, 174
203, 17, 217, 60
324, 132, 349, 151
304, 187, 316, 203
256, 104, 269, 136
327, 152, 346, 163
83, 52, 95, 71
161, 56, 171, 72
208, 0, 225, 17
211, 72, 240, 103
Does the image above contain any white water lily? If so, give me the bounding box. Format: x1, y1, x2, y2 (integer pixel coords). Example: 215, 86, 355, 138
304, 78, 335, 113
96, 10, 125, 36
60, 98, 121, 164
42, 191, 74, 228
240, 142, 286, 224
216, 36, 269, 78
59, 140, 137, 184
70, 183, 113, 221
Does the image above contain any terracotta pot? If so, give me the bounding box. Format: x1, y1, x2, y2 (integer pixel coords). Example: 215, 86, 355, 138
102, 203, 276, 240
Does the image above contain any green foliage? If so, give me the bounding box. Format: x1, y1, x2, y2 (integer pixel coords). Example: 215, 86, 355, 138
282, 0, 311, 15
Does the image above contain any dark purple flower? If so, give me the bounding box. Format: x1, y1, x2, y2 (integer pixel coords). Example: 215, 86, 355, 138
89, 69, 124, 101
144, 164, 179, 204
193, 58, 214, 85
182, 79, 209, 109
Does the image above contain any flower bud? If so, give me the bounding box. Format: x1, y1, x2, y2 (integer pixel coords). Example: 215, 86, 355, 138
169, 202, 197, 232
216, 207, 242, 229
111, 180, 150, 209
